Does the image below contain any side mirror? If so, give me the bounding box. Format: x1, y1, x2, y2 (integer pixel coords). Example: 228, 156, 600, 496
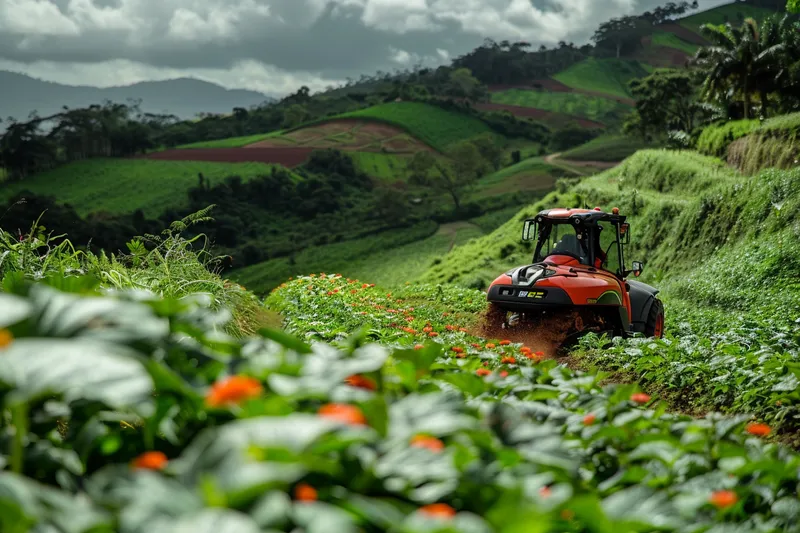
631, 261, 644, 277
522, 220, 536, 242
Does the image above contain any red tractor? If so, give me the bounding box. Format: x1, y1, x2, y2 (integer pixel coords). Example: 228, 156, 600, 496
485, 207, 664, 350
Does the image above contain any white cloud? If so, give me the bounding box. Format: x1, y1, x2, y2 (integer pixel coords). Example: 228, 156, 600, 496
66, 0, 141, 32
167, 0, 271, 41
0, 57, 342, 96
0, 0, 80, 36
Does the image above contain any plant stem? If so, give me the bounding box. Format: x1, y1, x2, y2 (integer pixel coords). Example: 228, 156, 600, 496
10, 402, 28, 474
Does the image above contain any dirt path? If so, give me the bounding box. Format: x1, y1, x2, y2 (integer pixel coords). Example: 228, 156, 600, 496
545, 152, 621, 174
436, 221, 481, 251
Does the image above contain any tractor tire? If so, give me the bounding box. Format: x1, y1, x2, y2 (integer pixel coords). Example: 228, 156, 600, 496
644, 298, 665, 339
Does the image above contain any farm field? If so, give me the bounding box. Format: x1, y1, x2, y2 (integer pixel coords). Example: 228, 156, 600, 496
552, 58, 650, 101
488, 90, 630, 124
0, 158, 285, 217
250, 119, 433, 154
471, 157, 566, 198
176, 131, 285, 149
649, 31, 700, 55
334, 102, 496, 151
559, 134, 660, 162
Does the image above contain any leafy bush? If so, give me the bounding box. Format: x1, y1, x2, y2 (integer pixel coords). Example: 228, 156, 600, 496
1, 276, 798, 532
695, 119, 760, 158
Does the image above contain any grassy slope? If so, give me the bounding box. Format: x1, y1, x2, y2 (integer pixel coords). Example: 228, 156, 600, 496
176, 131, 284, 149
552, 58, 649, 99
650, 31, 700, 55
334, 102, 496, 151
0, 159, 285, 217
560, 135, 660, 162
679, 3, 777, 34
489, 90, 630, 122
412, 148, 800, 435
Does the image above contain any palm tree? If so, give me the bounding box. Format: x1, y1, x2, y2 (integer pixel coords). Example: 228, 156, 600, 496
692, 17, 784, 119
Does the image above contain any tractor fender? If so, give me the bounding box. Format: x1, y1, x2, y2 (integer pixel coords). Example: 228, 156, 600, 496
627, 280, 660, 334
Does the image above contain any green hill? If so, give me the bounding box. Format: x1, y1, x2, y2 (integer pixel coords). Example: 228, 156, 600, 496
679, 3, 778, 35
318, 101, 497, 151
489, 90, 630, 124
0, 159, 285, 217
552, 58, 650, 100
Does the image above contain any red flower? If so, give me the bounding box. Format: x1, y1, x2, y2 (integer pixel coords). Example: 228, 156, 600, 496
411, 434, 445, 452
294, 483, 317, 502
318, 403, 367, 426
428, 332, 439, 337
745, 422, 771, 436
709, 490, 737, 509
631, 393, 651, 404
499, 370, 509, 378
344, 374, 377, 391
583, 413, 596, 425
539, 486, 552, 498
414, 344, 424, 350
501, 356, 516, 364
485, 343, 496, 349
205, 376, 263, 407
499, 339, 511, 345
451, 346, 464, 353
419, 503, 456, 519
130, 451, 168, 470
476, 368, 491, 377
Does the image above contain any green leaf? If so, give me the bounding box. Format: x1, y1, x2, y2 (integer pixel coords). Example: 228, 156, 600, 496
0, 293, 31, 328
0, 472, 111, 533
148, 508, 261, 533
0, 338, 154, 409
258, 327, 312, 354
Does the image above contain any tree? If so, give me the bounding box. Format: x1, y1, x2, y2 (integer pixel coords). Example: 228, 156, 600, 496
626, 69, 709, 139
788, 0, 800, 13
592, 16, 648, 58
692, 18, 778, 119
408, 142, 488, 210
282, 104, 309, 129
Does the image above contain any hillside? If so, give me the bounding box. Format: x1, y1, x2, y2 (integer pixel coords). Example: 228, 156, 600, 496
0, 71, 274, 123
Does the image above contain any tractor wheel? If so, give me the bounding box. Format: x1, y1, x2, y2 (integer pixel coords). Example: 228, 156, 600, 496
644, 298, 665, 339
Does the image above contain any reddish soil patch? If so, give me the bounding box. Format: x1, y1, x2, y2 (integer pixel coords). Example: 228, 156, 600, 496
475, 103, 605, 129
636, 45, 690, 68
658, 22, 708, 46
143, 147, 314, 168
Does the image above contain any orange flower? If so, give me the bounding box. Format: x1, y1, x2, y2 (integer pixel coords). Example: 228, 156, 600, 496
362, 283, 369, 288
0, 329, 13, 349
130, 451, 168, 470
485, 343, 496, 349
476, 368, 491, 377
445, 325, 456, 331
499, 370, 509, 378
631, 393, 651, 404
451, 346, 464, 353
318, 403, 367, 426
583, 413, 596, 425
471, 343, 482, 349
745, 422, 771, 437
429, 332, 439, 337
709, 490, 737, 509
459, 327, 468, 332
411, 434, 445, 452
423, 326, 433, 333
501, 356, 516, 364
499, 340, 511, 345
205, 375, 263, 408
419, 503, 456, 519
539, 486, 552, 498
344, 374, 377, 391
520, 346, 532, 353
414, 344, 424, 350
294, 483, 318, 502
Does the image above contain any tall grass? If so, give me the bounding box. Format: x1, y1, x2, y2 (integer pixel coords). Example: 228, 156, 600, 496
695, 119, 760, 157
0, 207, 267, 336
561, 135, 659, 162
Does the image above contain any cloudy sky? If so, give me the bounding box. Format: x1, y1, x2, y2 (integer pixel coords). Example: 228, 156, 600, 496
1, 0, 728, 97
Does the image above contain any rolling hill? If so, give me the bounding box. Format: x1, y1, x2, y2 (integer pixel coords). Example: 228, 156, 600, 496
0, 71, 275, 123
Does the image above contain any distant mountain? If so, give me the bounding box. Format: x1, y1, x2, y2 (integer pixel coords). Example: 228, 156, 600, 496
0, 71, 276, 123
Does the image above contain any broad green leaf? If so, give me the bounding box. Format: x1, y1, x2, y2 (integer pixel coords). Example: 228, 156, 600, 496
0, 338, 154, 409
147, 508, 261, 533
0, 293, 31, 328
0, 472, 111, 533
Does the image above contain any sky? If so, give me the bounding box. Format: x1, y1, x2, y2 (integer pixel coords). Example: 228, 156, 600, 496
1, 0, 730, 97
